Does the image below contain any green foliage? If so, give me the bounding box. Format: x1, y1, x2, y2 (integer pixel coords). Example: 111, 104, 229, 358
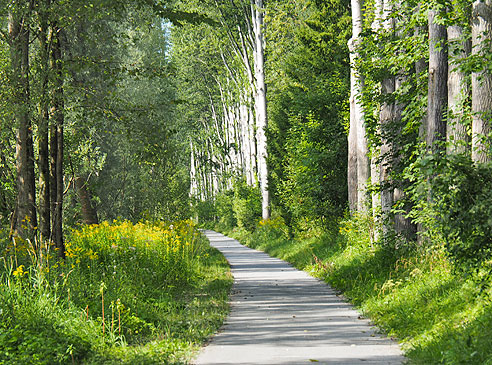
192, 198, 217, 226
281, 113, 347, 230
0, 221, 232, 363
215, 190, 236, 231
406, 153, 492, 278
62, 7, 190, 223
232, 179, 261, 232
267, 0, 350, 232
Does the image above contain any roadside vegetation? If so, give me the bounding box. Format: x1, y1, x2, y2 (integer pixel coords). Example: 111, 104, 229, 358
215, 214, 492, 364
0, 220, 231, 364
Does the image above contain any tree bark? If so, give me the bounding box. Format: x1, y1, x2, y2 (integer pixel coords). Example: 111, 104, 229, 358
347, 71, 358, 212
471, 0, 492, 163
50, 26, 65, 257
380, 77, 395, 232
9, 1, 37, 239
251, 0, 270, 220
75, 176, 98, 225
350, 0, 370, 213
447, 24, 471, 154
38, 1, 51, 241
427, 9, 448, 152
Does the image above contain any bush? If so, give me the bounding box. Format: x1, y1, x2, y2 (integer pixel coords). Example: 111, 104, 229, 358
215, 190, 236, 230
192, 198, 217, 226
406, 153, 492, 278
232, 179, 261, 232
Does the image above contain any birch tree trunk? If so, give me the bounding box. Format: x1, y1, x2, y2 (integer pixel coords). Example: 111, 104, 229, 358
252, 0, 270, 220
471, 0, 492, 163
447, 24, 471, 154
349, 0, 370, 213
9, 1, 37, 238
347, 77, 358, 212
427, 9, 448, 152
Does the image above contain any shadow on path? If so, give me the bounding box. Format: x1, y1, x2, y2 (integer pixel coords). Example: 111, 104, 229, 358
194, 231, 404, 364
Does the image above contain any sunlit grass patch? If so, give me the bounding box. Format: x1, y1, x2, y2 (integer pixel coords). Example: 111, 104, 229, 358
0, 220, 231, 364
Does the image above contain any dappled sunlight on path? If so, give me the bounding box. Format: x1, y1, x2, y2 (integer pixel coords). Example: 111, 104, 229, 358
194, 231, 404, 364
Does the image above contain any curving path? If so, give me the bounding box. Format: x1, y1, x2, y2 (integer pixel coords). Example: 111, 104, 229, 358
194, 230, 404, 365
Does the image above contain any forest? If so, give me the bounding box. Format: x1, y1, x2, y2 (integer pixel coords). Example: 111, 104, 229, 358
0, 0, 491, 363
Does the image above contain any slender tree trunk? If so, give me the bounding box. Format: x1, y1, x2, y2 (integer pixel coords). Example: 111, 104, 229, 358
380, 77, 395, 231
9, 2, 37, 238
447, 24, 471, 154
50, 27, 65, 257
38, 2, 51, 241
416, 23, 429, 141
471, 0, 492, 163
427, 9, 448, 152
252, 0, 270, 220
347, 85, 358, 212
350, 0, 370, 213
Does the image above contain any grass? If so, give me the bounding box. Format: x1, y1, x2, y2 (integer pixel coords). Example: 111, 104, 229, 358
0, 220, 232, 364
225, 215, 492, 364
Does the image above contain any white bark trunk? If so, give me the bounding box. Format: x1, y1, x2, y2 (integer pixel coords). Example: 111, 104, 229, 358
447, 25, 471, 155
350, 0, 370, 213
252, 0, 269, 219
471, 0, 492, 163
347, 47, 358, 213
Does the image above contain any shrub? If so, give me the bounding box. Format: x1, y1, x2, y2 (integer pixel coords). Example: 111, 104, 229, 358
406, 153, 492, 278
215, 190, 236, 230
232, 179, 261, 232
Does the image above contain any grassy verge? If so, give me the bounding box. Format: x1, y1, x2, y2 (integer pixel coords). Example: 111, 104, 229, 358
0, 220, 232, 364
226, 216, 492, 364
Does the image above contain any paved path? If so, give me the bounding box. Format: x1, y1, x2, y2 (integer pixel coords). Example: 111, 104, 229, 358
194, 230, 404, 365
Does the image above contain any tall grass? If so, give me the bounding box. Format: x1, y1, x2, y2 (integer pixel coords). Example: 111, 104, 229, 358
0, 220, 232, 364
228, 215, 492, 364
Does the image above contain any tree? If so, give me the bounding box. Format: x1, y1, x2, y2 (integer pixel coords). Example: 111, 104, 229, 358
447, 10, 471, 155
471, 0, 492, 163
251, 0, 269, 220
8, 0, 37, 239
349, 0, 370, 213
427, 6, 448, 153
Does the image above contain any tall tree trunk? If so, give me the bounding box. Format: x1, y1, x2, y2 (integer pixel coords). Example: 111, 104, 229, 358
252, 0, 270, 220
380, 77, 395, 232
38, 1, 51, 241
50, 27, 65, 257
427, 9, 448, 152
374, 0, 396, 235
471, 0, 492, 163
350, 0, 370, 213
347, 88, 358, 212
9, 1, 37, 239
447, 24, 471, 154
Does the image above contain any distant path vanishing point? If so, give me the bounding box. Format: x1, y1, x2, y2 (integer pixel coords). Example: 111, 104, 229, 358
194, 230, 404, 365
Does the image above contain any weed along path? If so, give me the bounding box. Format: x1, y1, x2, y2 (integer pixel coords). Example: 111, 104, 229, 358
194, 230, 404, 365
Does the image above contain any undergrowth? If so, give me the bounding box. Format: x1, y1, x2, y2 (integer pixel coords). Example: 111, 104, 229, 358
226, 215, 492, 364
0, 220, 232, 364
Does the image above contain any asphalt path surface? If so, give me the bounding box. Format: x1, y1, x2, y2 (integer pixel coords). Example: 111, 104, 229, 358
194, 230, 404, 365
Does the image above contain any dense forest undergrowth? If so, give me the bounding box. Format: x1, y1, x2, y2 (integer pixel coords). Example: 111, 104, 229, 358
207, 214, 492, 364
